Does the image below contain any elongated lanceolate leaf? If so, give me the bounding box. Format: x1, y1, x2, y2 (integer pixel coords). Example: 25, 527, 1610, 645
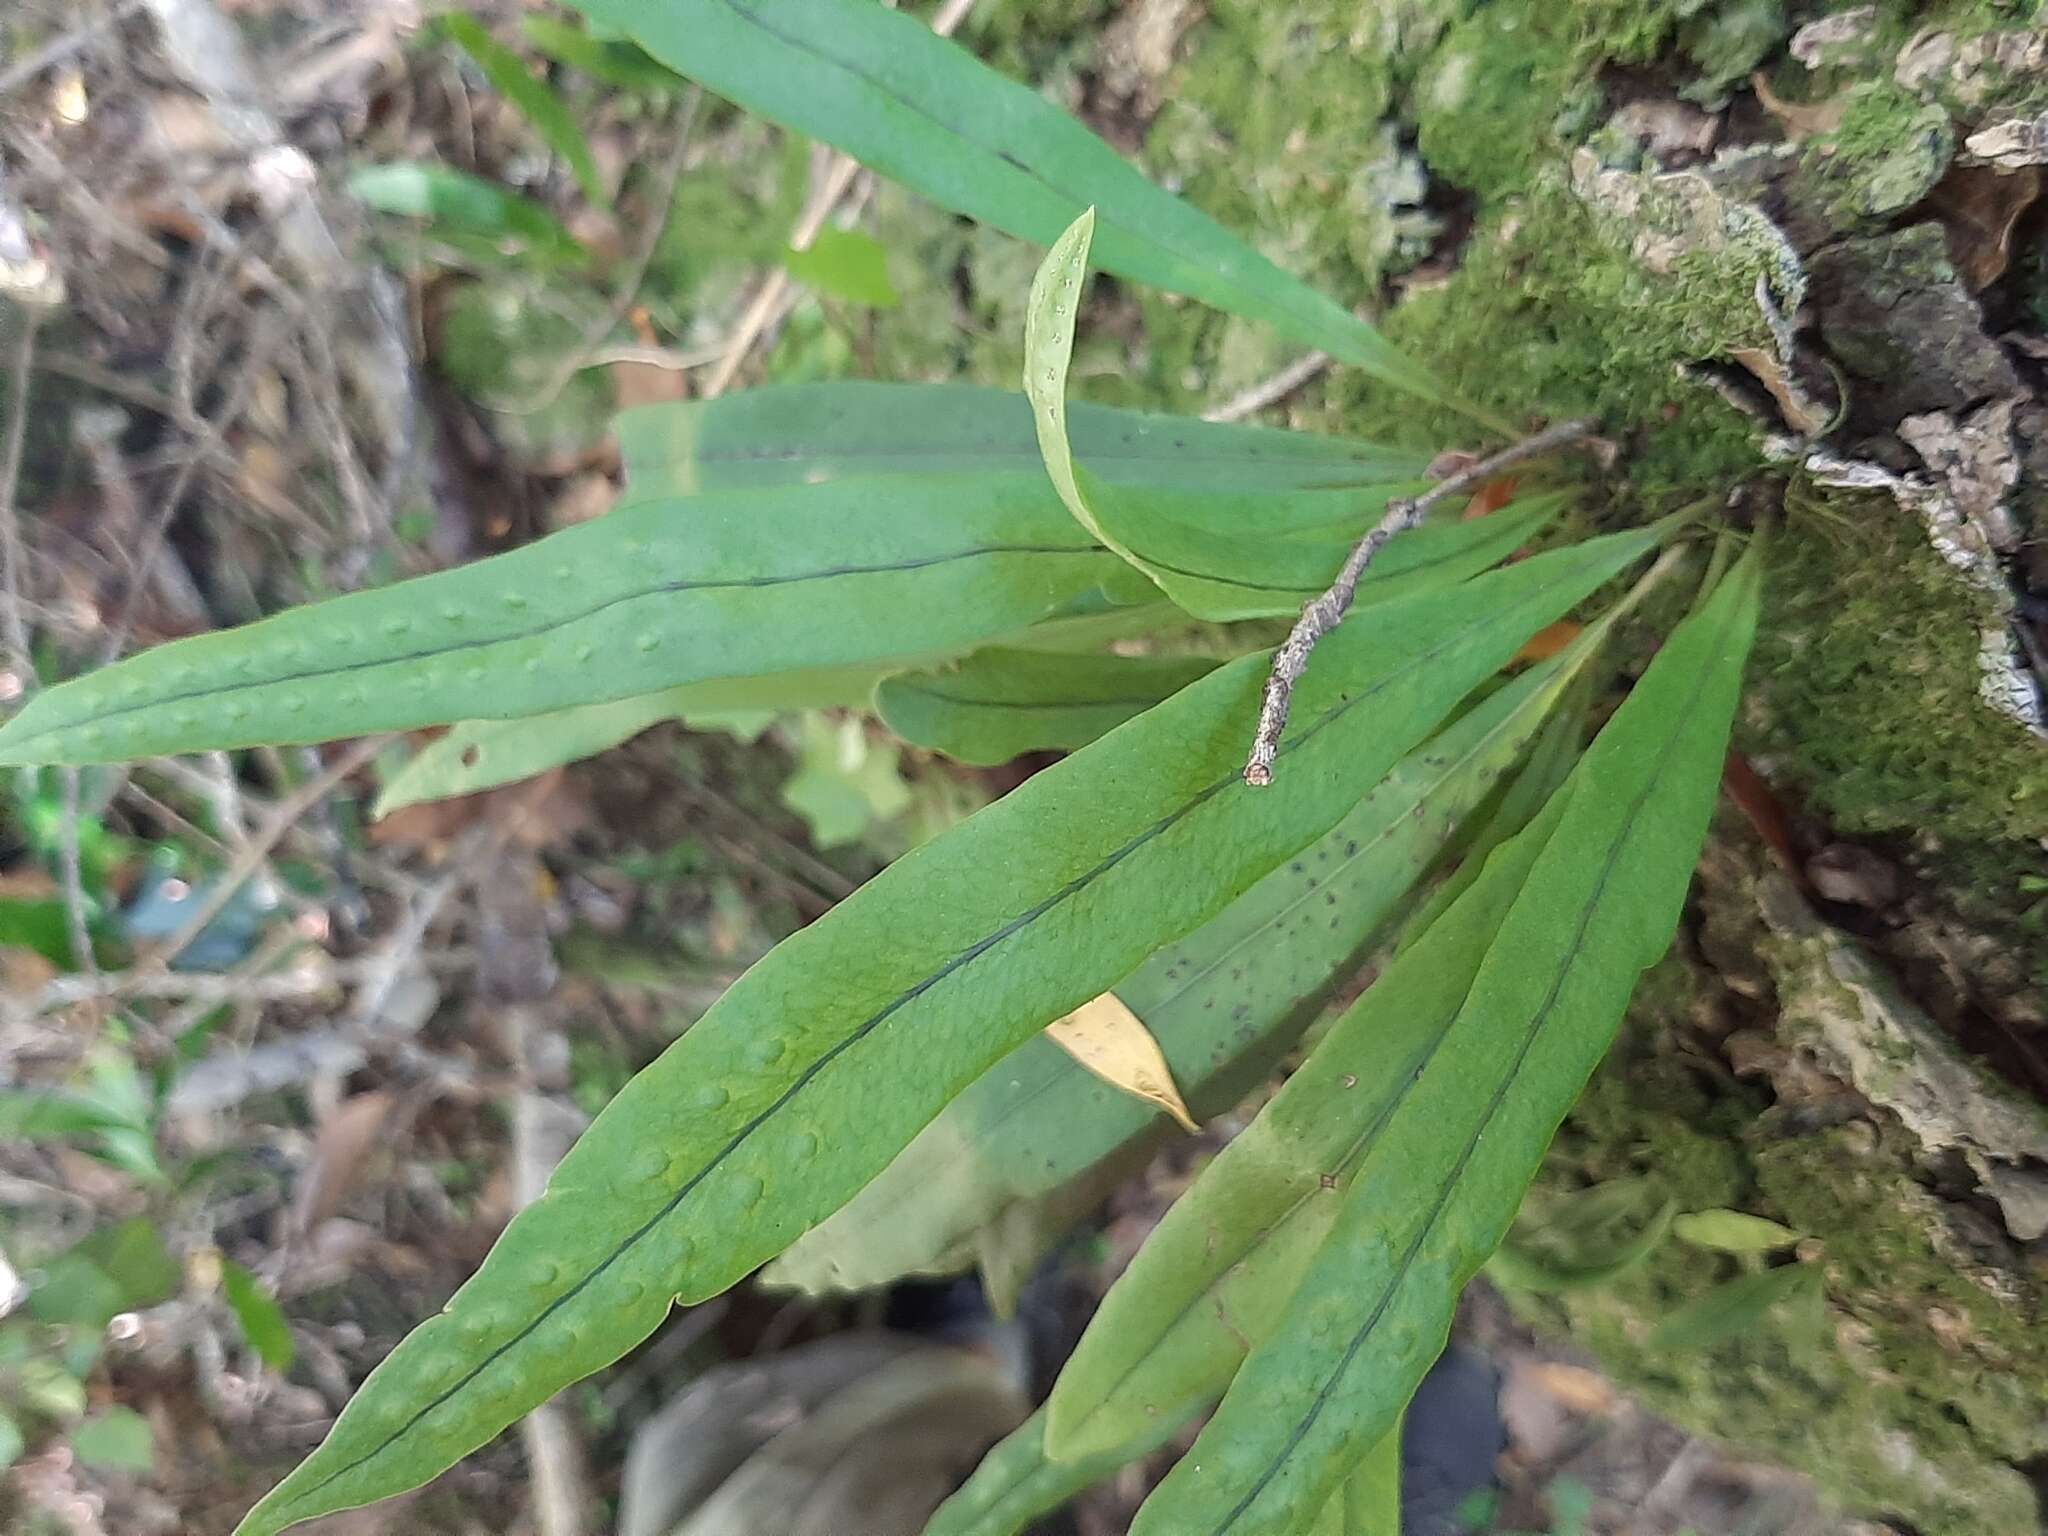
1307, 1429, 1401, 1536
1649, 1261, 1824, 1352
1027, 212, 1552, 620
350, 163, 587, 264
925, 1402, 1199, 1536
1042, 588, 1655, 1461
438, 13, 609, 207
768, 645, 1596, 1312
876, 648, 1219, 766
565, 0, 1466, 411
1127, 548, 1763, 1535
616, 383, 1429, 500
233, 531, 1664, 1536
1044, 756, 1577, 1462
1394, 680, 1587, 955
522, 15, 683, 93
0, 480, 1128, 768
373, 664, 887, 817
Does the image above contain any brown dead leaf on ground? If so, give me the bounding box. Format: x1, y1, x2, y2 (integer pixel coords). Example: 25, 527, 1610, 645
1513, 619, 1582, 666
288, 1090, 400, 1239
369, 761, 589, 854
1926, 163, 2041, 291
1751, 72, 1848, 140
1460, 474, 1520, 521
1045, 992, 1200, 1133
1722, 750, 1803, 877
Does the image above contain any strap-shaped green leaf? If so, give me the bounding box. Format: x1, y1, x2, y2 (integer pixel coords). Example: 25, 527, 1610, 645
1126, 547, 1763, 1535
232, 530, 1663, 1536
1041, 590, 1656, 1461
1306, 1428, 1401, 1536
616, 383, 1430, 501
1648, 1260, 1823, 1352
438, 13, 609, 208
0, 479, 1129, 768
770, 647, 1590, 1311
372, 665, 887, 817
350, 162, 587, 265
875, 648, 1220, 766
1044, 760, 1577, 1463
925, 1402, 1198, 1536
522, 15, 683, 93
1393, 680, 1588, 953
1026, 211, 1551, 621
564, 0, 1471, 413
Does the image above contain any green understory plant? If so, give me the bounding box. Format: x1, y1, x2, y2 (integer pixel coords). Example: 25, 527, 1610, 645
0, 7, 1764, 1533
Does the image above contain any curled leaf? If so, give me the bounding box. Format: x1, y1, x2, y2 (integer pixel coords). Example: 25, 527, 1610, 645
1045, 992, 1199, 1134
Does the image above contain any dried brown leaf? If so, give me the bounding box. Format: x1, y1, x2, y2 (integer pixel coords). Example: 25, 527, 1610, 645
1044, 991, 1199, 1133
291, 1090, 399, 1238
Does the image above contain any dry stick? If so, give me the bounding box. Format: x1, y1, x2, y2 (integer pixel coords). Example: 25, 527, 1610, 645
1242, 417, 1599, 787
503, 88, 705, 416
1203, 351, 1331, 425
699, 0, 978, 398
0, 308, 42, 688
58, 766, 97, 976
0, 1, 148, 99
141, 734, 387, 977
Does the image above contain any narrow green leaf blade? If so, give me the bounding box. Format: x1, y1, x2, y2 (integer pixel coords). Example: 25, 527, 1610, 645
1026, 211, 1544, 620
1044, 763, 1577, 1462
372, 665, 887, 816
0, 480, 1128, 767
233, 532, 1661, 1536
564, 0, 1459, 408
349, 163, 586, 264
616, 383, 1430, 501
774, 648, 1588, 1310
439, 13, 609, 208
924, 1403, 1196, 1536
1394, 683, 1587, 954
876, 648, 1219, 765
223, 1260, 296, 1374
1649, 1262, 1824, 1352
1127, 547, 1763, 1535
521, 15, 682, 93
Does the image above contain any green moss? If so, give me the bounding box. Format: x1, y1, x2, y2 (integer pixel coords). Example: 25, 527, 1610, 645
1516, 1002, 2048, 1535
1747, 492, 2048, 847
1311, 181, 1759, 496
1805, 82, 1954, 222
1413, 3, 1584, 203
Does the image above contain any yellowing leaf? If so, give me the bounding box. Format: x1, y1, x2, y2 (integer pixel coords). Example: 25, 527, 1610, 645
1045, 993, 1199, 1133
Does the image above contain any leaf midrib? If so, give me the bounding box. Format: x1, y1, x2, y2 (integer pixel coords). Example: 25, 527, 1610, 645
711, 0, 1321, 333
1204, 601, 1734, 1535
9, 542, 1107, 752
278, 545, 1628, 1518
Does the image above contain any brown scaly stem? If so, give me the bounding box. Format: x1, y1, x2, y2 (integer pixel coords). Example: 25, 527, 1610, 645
1242, 417, 1600, 787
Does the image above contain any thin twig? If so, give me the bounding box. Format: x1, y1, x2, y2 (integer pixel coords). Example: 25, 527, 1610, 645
142, 735, 386, 975
501, 89, 704, 416
0, 307, 42, 688
1243, 417, 1599, 787
674, 777, 857, 901
0, 1, 147, 99
1203, 351, 1331, 424
700, 0, 978, 398
58, 766, 97, 976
